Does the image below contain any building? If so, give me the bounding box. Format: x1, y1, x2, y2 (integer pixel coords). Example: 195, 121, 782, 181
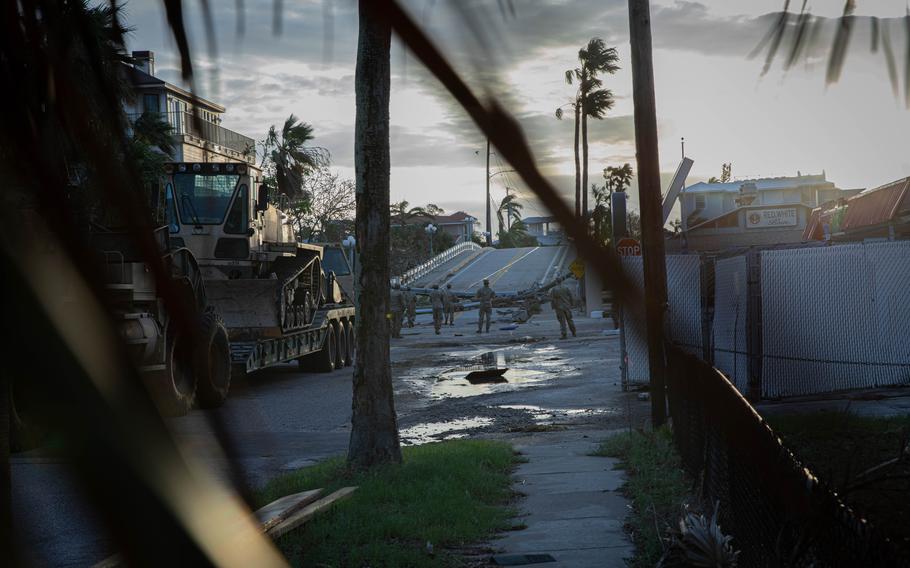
522, 215, 565, 246
392, 211, 478, 244
804, 177, 910, 242
126, 51, 255, 164
670, 172, 860, 251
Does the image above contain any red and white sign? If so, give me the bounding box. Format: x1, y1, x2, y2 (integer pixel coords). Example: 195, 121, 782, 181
616, 238, 642, 257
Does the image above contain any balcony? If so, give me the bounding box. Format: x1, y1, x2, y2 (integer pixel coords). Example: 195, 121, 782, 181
129, 111, 255, 161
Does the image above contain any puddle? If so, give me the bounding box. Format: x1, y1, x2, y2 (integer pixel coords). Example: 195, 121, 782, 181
494, 404, 616, 424
399, 417, 494, 446
430, 349, 550, 399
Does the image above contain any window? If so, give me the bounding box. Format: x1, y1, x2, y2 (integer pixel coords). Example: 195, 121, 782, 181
142, 94, 160, 114
173, 173, 241, 225
694, 194, 706, 210
164, 183, 179, 233
224, 184, 249, 234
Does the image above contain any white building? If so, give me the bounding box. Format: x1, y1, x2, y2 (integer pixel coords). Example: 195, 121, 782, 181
523, 216, 564, 246
672, 173, 860, 251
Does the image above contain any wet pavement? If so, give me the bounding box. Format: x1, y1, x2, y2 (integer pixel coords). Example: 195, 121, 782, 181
11, 304, 643, 567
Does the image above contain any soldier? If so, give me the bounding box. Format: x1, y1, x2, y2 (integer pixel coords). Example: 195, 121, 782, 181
444, 283, 457, 325
549, 278, 577, 339
475, 279, 495, 333
405, 287, 417, 328
389, 283, 405, 339
429, 284, 445, 334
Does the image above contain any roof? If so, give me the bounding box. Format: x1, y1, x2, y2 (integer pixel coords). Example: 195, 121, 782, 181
127, 64, 225, 113
841, 177, 910, 230
684, 173, 832, 194
523, 215, 556, 225
434, 211, 477, 224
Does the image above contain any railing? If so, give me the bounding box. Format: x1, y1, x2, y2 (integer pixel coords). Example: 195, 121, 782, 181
129, 111, 256, 158
395, 241, 482, 285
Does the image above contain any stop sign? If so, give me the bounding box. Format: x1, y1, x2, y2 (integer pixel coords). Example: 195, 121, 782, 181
616, 237, 642, 256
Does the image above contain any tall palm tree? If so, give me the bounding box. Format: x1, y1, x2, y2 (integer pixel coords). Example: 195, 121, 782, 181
555, 98, 581, 218
565, 38, 620, 224
390, 200, 432, 225
264, 115, 329, 197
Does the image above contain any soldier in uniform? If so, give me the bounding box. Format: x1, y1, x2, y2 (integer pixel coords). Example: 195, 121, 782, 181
549, 278, 577, 339
405, 287, 417, 328
475, 279, 495, 333
444, 283, 457, 326
429, 284, 445, 334
389, 283, 405, 338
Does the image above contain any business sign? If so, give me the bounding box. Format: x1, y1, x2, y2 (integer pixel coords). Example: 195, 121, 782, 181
746, 208, 798, 228
569, 259, 585, 278
616, 238, 642, 256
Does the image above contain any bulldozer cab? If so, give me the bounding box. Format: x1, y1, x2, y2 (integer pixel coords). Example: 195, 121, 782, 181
162, 162, 297, 277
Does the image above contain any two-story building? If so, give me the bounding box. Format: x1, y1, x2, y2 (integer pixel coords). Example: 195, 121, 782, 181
670, 172, 860, 252
126, 50, 255, 164
522, 215, 565, 246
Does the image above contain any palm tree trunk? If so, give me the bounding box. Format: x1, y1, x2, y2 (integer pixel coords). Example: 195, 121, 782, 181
573, 103, 581, 218
581, 104, 589, 224
348, 0, 402, 469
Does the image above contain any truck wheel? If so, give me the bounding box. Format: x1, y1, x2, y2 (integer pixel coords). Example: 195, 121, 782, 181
345, 320, 355, 366
148, 321, 197, 416
334, 322, 347, 369
195, 312, 231, 409
314, 325, 336, 373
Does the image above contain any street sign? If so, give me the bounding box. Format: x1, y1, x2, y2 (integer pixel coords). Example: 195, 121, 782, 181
569, 258, 585, 278
616, 238, 642, 257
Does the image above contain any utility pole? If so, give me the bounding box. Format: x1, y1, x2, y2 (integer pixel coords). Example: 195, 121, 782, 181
629, 0, 668, 426
485, 138, 492, 246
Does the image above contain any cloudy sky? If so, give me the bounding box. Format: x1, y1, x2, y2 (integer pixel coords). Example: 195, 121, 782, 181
123, 0, 910, 227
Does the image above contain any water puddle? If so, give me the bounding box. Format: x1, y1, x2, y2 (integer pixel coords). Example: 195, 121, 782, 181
429, 349, 551, 399
494, 404, 616, 424
399, 417, 494, 446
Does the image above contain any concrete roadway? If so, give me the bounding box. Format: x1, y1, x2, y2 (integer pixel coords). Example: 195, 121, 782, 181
11, 306, 635, 567
444, 246, 568, 293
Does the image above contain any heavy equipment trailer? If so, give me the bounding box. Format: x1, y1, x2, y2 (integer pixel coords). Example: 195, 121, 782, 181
161, 161, 356, 379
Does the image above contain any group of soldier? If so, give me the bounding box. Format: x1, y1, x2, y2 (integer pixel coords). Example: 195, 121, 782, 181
388, 276, 577, 340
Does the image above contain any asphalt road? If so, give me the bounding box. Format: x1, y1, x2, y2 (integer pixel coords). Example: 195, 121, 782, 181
11, 306, 631, 567
444, 246, 568, 293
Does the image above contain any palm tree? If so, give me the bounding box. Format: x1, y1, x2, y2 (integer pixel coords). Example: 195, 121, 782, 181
264, 115, 329, 197
390, 200, 432, 225
348, 0, 402, 469
565, 38, 620, 224
496, 193, 523, 236
555, 99, 581, 218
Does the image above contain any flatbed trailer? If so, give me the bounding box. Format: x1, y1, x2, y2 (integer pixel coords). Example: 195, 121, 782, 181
230, 306, 356, 375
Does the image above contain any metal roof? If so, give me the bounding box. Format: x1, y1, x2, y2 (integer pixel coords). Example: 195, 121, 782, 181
684, 174, 832, 194
841, 177, 910, 230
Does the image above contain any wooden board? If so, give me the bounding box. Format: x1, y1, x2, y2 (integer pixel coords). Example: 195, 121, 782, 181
266, 487, 357, 539
255, 488, 324, 533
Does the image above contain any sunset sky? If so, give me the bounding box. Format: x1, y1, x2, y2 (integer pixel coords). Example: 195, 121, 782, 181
125, 0, 910, 227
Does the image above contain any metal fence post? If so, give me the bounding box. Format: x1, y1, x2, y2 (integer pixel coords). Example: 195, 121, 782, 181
746, 249, 763, 401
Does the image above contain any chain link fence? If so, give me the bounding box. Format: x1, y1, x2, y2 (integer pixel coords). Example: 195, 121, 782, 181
667, 348, 909, 567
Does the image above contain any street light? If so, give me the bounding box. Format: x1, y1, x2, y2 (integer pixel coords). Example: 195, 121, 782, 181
342, 235, 356, 274
425, 223, 438, 256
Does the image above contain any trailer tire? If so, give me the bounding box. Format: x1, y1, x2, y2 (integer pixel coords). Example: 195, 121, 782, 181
344, 320, 355, 366
334, 322, 347, 369
314, 325, 336, 373
148, 321, 197, 416
195, 311, 232, 409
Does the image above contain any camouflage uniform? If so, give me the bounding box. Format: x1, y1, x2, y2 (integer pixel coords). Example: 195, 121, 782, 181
429, 286, 445, 334
389, 287, 406, 338
443, 285, 457, 325
406, 289, 417, 327
475, 281, 496, 333
549, 282, 576, 339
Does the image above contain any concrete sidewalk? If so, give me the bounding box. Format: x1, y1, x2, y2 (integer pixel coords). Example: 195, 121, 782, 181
490, 429, 632, 567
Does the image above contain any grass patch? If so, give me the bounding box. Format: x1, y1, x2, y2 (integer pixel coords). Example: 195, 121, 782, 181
593, 428, 690, 568
767, 410, 910, 555
255, 440, 519, 567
